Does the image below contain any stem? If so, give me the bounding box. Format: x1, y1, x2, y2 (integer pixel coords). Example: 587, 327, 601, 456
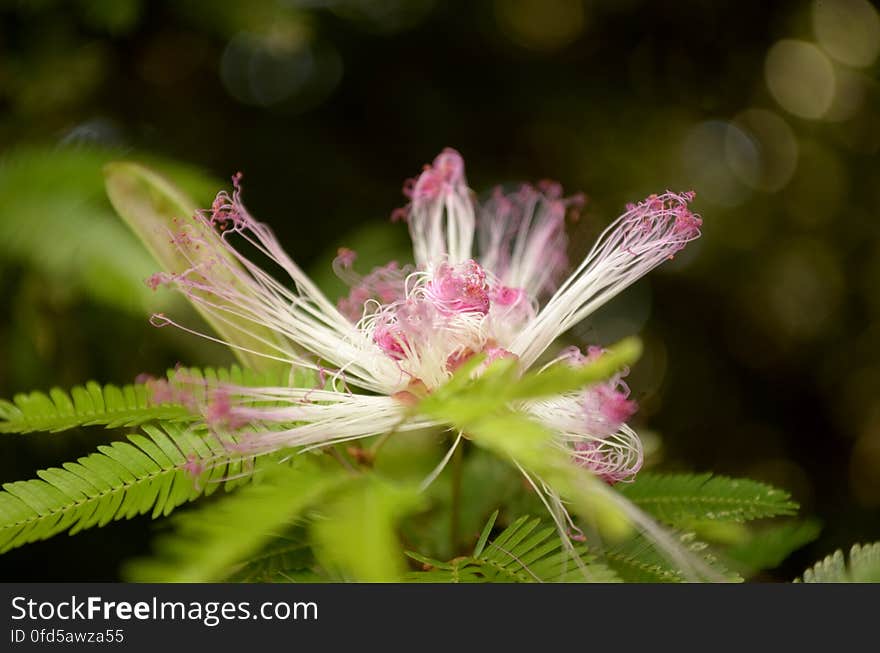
450, 437, 464, 554
368, 431, 394, 458
329, 444, 357, 473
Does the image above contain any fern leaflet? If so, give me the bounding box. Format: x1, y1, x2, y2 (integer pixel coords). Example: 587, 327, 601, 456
0, 422, 263, 553
0, 365, 310, 435
0, 382, 192, 434
227, 531, 316, 583
125, 457, 344, 582
726, 520, 821, 575
618, 473, 797, 524
796, 542, 880, 582
406, 513, 621, 583
602, 531, 741, 583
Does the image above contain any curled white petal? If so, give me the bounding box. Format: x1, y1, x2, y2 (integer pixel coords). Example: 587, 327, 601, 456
509, 192, 701, 368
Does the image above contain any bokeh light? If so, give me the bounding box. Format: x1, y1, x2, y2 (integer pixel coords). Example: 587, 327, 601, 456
823, 67, 868, 122
782, 140, 847, 227
729, 109, 798, 192
220, 28, 342, 109
812, 0, 880, 68
756, 238, 844, 343
682, 121, 752, 207
494, 0, 586, 51
851, 426, 880, 507
765, 39, 836, 120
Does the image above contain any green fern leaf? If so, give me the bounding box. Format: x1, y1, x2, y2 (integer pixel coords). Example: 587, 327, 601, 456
125, 457, 344, 582
0, 422, 261, 553
105, 161, 290, 372
796, 542, 880, 583
0, 365, 313, 435
603, 531, 742, 583
406, 514, 621, 583
0, 146, 212, 317
311, 477, 425, 582
227, 531, 315, 583
618, 473, 797, 524
0, 382, 193, 434
726, 520, 821, 575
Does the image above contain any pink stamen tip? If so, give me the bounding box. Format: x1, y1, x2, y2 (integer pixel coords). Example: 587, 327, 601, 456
596, 387, 638, 426
391, 389, 421, 407
537, 179, 563, 199
145, 272, 169, 291
205, 390, 230, 423
412, 169, 443, 201
484, 347, 517, 364
411, 148, 466, 201
171, 230, 193, 247
427, 260, 490, 315
433, 148, 465, 184
335, 247, 357, 268
373, 325, 408, 360
182, 454, 206, 478
447, 346, 517, 373
570, 192, 587, 208
556, 346, 586, 366
401, 177, 417, 200
335, 259, 409, 322
145, 379, 176, 405
569, 530, 587, 543
491, 285, 526, 307
204, 389, 249, 430
585, 345, 605, 362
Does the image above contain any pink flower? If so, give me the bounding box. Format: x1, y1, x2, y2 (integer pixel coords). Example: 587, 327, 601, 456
147, 149, 701, 484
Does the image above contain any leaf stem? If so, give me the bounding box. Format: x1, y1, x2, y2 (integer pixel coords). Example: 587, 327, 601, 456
450, 437, 464, 553
368, 431, 394, 458
329, 445, 357, 473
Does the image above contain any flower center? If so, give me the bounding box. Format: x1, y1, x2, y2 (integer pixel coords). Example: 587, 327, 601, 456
353, 259, 527, 390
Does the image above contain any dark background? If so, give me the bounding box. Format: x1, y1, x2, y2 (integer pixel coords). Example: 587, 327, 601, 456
1, 0, 878, 581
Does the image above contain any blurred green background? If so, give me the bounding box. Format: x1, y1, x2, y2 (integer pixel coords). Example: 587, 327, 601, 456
1, 0, 878, 581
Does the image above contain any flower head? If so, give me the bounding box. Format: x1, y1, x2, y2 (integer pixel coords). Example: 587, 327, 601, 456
146, 148, 701, 484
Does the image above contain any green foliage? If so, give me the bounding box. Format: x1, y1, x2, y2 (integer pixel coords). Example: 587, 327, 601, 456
227, 530, 316, 583
417, 343, 643, 541
0, 422, 258, 553
125, 456, 345, 582
603, 531, 741, 583
419, 337, 643, 425
104, 161, 289, 372
406, 513, 620, 583
618, 473, 798, 525
404, 446, 531, 561
420, 358, 750, 582
0, 146, 216, 316
77, 0, 142, 35
796, 542, 880, 583
0, 381, 192, 435
506, 338, 642, 400
311, 476, 425, 582
726, 520, 821, 575
0, 364, 311, 435
166, 363, 316, 392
